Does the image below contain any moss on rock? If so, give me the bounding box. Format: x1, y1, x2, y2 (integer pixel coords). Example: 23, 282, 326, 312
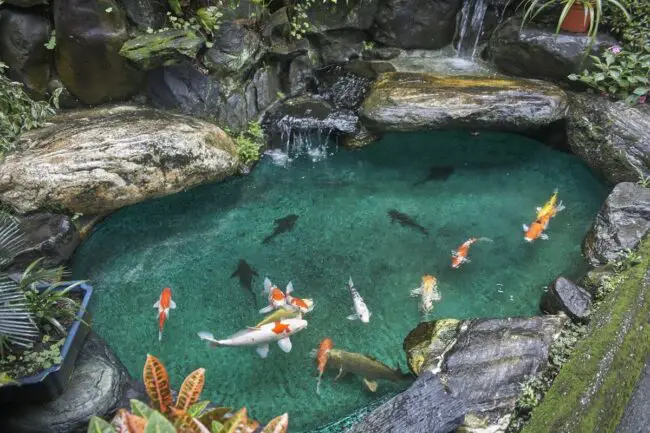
522, 237, 650, 433
403, 319, 461, 375
119, 30, 205, 71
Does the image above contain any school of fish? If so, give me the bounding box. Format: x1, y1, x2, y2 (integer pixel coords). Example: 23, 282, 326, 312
150, 188, 565, 398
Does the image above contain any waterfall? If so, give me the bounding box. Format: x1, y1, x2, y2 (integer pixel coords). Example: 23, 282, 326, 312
455, 0, 489, 59
263, 117, 340, 167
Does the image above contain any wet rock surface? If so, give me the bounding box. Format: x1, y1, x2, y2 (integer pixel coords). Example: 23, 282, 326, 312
371, 0, 463, 49
352, 315, 566, 433
203, 21, 262, 79
0, 105, 239, 215
616, 359, 650, 433
567, 92, 650, 185
359, 72, 568, 132
11, 213, 81, 269
119, 29, 205, 70
0, 332, 134, 433
117, 0, 167, 30
541, 277, 592, 323
53, 0, 143, 105
0, 8, 52, 96
487, 17, 617, 82
307, 0, 378, 32
584, 182, 650, 266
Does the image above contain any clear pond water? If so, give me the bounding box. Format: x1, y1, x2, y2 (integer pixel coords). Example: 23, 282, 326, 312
72, 131, 607, 432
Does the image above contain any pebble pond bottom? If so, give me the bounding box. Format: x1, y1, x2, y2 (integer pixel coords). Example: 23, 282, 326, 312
72, 131, 607, 432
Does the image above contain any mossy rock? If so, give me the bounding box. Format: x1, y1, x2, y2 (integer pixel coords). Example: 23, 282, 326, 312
403, 319, 461, 375
522, 237, 650, 433
120, 30, 205, 70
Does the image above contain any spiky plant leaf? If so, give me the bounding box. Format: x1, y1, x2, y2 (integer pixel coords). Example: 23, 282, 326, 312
143, 354, 173, 414
143, 411, 177, 433
261, 414, 289, 433
87, 416, 118, 433
0, 213, 25, 266
175, 368, 205, 412
0, 275, 38, 347
198, 407, 232, 426
131, 399, 155, 420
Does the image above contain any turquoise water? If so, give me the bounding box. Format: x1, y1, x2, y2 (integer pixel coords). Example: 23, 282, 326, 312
72, 131, 607, 431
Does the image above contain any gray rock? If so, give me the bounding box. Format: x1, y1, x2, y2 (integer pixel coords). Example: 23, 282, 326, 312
616, 358, 650, 433
362, 47, 403, 61
119, 30, 205, 70
10, 213, 81, 269
146, 61, 221, 117
307, 0, 378, 32
567, 92, 650, 185
584, 182, 650, 266
2, 0, 47, 6
359, 72, 568, 134
315, 65, 372, 110
203, 21, 262, 79
487, 17, 617, 82
47, 76, 83, 109
371, 0, 463, 49
0, 332, 132, 433
53, 0, 143, 105
541, 277, 592, 323
309, 29, 366, 65
0, 9, 52, 96
356, 315, 566, 433
250, 62, 282, 115
117, 0, 167, 30
0, 105, 239, 215
348, 371, 467, 433
288, 54, 316, 95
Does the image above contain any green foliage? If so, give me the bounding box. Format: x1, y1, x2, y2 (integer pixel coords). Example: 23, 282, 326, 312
145, 411, 177, 433
0, 62, 61, 153
289, 0, 337, 40
519, 0, 630, 41
45, 31, 56, 50
87, 416, 116, 433
155, 1, 226, 47
362, 40, 375, 52
0, 337, 64, 378
233, 121, 265, 165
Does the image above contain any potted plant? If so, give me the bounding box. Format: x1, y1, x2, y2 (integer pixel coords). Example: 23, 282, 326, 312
519, 0, 630, 40
0, 214, 92, 404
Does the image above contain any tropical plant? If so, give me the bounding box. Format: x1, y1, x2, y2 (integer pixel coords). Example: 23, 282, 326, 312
232, 121, 265, 166
519, 0, 630, 41
87, 355, 289, 433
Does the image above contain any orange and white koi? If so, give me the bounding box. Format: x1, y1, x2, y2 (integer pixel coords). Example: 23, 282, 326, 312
153, 287, 176, 341
285, 281, 314, 314
410, 275, 441, 315
523, 217, 549, 242
314, 337, 333, 395
259, 277, 287, 314
535, 188, 565, 221
451, 237, 492, 269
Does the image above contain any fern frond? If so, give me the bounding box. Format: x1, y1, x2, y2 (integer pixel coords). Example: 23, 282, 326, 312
0, 214, 25, 266
0, 276, 38, 347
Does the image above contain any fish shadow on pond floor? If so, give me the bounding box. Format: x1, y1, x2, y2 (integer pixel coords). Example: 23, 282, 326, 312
412, 165, 455, 186
231, 259, 259, 307
262, 214, 299, 244
387, 210, 429, 236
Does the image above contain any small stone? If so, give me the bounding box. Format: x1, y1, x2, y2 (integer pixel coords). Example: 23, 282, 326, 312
541, 277, 592, 323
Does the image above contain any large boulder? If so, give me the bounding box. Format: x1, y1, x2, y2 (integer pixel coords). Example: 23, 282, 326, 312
203, 21, 263, 79
351, 315, 567, 433
0, 105, 239, 215
0, 332, 135, 433
371, 0, 463, 49
584, 182, 650, 266
307, 0, 378, 32
359, 72, 568, 133
119, 29, 205, 70
117, 0, 167, 30
53, 0, 143, 105
541, 277, 592, 323
2, 0, 47, 6
308, 29, 366, 65
567, 92, 650, 185
11, 213, 81, 269
0, 9, 52, 96
487, 17, 617, 83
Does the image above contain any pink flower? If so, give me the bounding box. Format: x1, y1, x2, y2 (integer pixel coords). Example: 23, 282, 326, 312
609, 45, 622, 54
639, 95, 647, 104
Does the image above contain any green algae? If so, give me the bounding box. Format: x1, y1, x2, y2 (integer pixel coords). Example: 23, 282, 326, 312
522, 237, 650, 433
119, 30, 205, 70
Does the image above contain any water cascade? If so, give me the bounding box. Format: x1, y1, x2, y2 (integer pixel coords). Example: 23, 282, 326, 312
455, 0, 489, 58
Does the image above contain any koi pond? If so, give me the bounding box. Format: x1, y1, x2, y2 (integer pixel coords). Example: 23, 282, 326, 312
72, 130, 607, 432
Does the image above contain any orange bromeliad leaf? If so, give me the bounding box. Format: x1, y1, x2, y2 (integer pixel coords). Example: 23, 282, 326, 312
125, 412, 147, 433
221, 407, 248, 433
143, 354, 173, 414
174, 368, 206, 411
169, 407, 210, 433
261, 413, 289, 433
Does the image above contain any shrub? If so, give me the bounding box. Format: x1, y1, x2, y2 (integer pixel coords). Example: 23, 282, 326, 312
233, 121, 265, 166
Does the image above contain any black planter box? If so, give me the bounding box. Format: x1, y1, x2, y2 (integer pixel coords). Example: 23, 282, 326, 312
0, 282, 93, 404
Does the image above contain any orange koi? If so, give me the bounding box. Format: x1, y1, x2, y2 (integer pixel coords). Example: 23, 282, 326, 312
315, 338, 333, 395
153, 287, 176, 341
451, 237, 492, 269
285, 281, 314, 314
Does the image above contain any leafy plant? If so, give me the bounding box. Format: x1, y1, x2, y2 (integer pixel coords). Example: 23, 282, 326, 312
289, 0, 338, 40
519, 0, 630, 41
44, 31, 56, 50
233, 121, 265, 165
87, 355, 289, 433
0, 62, 62, 153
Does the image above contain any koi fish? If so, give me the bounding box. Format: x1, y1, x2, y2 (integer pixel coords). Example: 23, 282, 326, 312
153, 287, 176, 341
451, 237, 492, 269
315, 337, 333, 395
346, 277, 371, 323
410, 274, 441, 315
310, 338, 411, 393
535, 188, 565, 221
255, 307, 302, 328
197, 318, 308, 359
285, 281, 314, 314
259, 277, 287, 314
523, 217, 549, 242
